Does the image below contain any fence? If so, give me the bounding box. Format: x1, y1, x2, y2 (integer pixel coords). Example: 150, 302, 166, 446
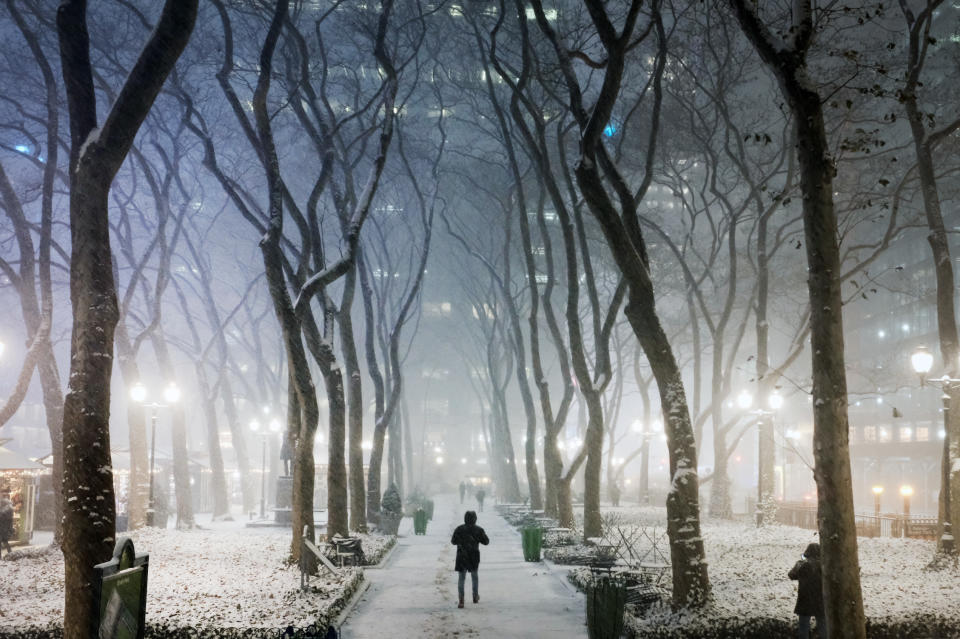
772, 501, 937, 540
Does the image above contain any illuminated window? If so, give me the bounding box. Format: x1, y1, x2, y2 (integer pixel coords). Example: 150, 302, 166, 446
878, 428, 891, 443
899, 427, 912, 442
917, 427, 929, 442
863, 426, 876, 442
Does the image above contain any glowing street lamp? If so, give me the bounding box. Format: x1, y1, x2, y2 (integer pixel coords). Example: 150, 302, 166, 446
901, 485, 914, 538
130, 381, 181, 526
768, 392, 784, 411
911, 346, 934, 382
872, 485, 883, 519
737, 390, 753, 410
911, 348, 957, 554
0, 339, 6, 360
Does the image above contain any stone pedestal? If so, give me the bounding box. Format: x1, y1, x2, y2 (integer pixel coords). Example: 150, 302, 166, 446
274, 475, 293, 525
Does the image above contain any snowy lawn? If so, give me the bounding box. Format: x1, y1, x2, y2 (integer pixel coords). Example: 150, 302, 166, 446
0, 525, 394, 637
559, 506, 960, 638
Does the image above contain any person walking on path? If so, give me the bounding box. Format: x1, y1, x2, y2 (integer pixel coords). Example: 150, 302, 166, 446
459, 481, 466, 504
789, 542, 826, 639
451, 510, 490, 608
0, 490, 14, 558
475, 488, 485, 512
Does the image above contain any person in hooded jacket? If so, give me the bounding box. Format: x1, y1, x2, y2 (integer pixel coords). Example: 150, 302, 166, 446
0, 490, 13, 558
451, 510, 490, 608
789, 542, 826, 639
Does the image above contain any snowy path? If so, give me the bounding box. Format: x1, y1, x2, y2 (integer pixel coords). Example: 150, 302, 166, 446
340, 495, 586, 638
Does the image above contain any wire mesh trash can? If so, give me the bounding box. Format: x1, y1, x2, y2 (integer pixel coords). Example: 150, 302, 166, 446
586, 576, 626, 639
521, 526, 543, 561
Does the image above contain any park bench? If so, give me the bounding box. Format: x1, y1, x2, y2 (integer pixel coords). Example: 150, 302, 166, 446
329, 535, 365, 567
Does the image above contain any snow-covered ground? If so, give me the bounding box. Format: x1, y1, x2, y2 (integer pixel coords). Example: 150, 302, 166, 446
0, 515, 393, 636
562, 505, 960, 636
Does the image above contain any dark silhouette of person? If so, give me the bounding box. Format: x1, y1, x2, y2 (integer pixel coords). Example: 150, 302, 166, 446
789, 542, 826, 639
451, 510, 490, 608
0, 490, 13, 558
475, 488, 485, 512
459, 481, 466, 504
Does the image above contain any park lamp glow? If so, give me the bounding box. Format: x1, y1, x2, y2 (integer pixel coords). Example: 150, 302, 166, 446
361, 440, 373, 451
163, 382, 181, 404
435, 456, 444, 465
768, 392, 784, 411
900, 485, 914, 498
249, 418, 261, 433
130, 381, 148, 403
872, 485, 884, 496
912, 346, 934, 386
0, 339, 5, 359
737, 390, 753, 410
631, 419, 643, 433
269, 418, 282, 433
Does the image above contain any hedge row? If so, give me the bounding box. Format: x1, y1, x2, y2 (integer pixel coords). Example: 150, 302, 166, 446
624, 612, 960, 638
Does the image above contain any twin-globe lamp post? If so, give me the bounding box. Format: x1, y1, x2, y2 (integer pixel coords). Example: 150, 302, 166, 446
737, 389, 784, 527
910, 346, 955, 553
130, 381, 182, 527
250, 411, 282, 519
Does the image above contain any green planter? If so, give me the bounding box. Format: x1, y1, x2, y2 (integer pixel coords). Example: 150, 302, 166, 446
521, 526, 542, 561
414, 509, 428, 535
586, 576, 626, 639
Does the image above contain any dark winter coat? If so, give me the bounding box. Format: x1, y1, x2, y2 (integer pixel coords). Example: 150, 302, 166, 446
451, 522, 489, 572
788, 544, 824, 616
0, 498, 13, 541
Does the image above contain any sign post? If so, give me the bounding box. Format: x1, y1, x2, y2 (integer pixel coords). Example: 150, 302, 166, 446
93, 537, 149, 639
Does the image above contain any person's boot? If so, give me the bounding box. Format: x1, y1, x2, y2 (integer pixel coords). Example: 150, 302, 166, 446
458, 596, 464, 609
473, 594, 479, 604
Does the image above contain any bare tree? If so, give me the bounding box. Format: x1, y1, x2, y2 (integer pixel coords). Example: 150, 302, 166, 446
529, 0, 710, 606
727, 1, 866, 634
55, 0, 197, 634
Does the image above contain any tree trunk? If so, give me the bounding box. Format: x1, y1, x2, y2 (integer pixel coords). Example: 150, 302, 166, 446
727, 3, 867, 631
198, 374, 230, 519
322, 361, 349, 538
900, 17, 960, 543
60, 175, 119, 639
625, 300, 710, 608
56, 0, 197, 634
582, 390, 605, 539
338, 265, 366, 532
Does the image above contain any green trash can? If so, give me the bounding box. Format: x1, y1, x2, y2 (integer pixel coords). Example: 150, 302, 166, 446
414, 508, 428, 535
586, 576, 626, 639
521, 526, 542, 561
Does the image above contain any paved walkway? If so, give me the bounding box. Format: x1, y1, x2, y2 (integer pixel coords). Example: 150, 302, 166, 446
340, 495, 586, 638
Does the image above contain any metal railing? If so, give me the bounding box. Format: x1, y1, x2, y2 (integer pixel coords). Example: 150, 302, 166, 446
770, 501, 937, 539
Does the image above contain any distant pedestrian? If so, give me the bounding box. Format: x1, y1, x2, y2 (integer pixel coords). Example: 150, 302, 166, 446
789, 542, 826, 639
475, 488, 485, 512
0, 490, 14, 558
459, 481, 466, 504
451, 510, 490, 608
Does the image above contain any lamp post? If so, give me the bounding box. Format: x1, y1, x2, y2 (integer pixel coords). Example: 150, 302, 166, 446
900, 485, 913, 538
872, 485, 883, 519
910, 346, 957, 554
250, 417, 281, 519
740, 390, 783, 527
130, 381, 181, 527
